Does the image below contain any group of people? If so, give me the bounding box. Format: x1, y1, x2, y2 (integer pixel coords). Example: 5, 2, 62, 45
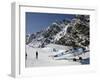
25, 51, 38, 60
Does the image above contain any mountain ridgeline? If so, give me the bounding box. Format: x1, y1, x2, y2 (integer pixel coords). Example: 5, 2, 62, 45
26, 15, 90, 48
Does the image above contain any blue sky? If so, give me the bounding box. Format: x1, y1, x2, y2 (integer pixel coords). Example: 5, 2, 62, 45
26, 12, 76, 34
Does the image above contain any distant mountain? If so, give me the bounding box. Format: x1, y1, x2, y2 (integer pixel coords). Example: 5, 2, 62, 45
26, 15, 90, 49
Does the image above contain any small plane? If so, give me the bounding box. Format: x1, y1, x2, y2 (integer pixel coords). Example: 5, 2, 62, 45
49, 47, 89, 61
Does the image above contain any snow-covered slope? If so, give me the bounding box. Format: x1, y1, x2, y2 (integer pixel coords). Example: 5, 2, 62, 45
26, 44, 80, 67
54, 24, 69, 41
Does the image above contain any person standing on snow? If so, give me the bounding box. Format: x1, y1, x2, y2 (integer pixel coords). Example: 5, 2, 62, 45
25, 53, 27, 60
36, 51, 38, 59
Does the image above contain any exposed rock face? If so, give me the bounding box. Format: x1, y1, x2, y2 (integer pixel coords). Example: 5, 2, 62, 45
56, 15, 90, 48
